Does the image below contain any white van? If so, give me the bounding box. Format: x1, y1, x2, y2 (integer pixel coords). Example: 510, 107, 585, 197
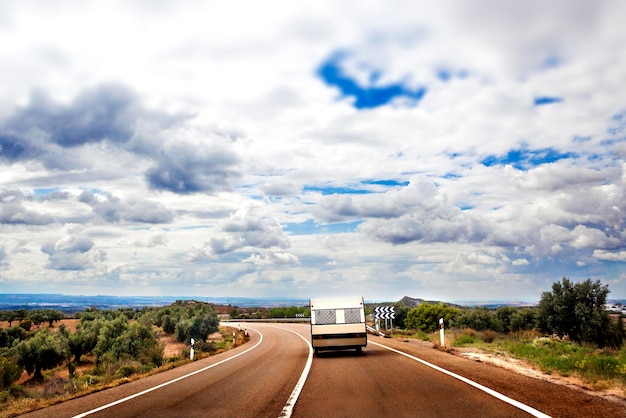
310, 296, 367, 354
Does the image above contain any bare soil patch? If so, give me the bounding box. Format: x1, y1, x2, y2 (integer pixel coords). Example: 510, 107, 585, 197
452, 345, 626, 406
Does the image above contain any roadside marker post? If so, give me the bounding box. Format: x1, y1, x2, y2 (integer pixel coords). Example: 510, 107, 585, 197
439, 318, 445, 347
190, 338, 195, 360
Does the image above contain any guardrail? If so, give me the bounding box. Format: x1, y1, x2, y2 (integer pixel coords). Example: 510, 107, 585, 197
366, 325, 388, 337
221, 318, 311, 323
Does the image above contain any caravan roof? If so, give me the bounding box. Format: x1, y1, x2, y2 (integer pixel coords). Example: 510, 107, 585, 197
310, 296, 363, 310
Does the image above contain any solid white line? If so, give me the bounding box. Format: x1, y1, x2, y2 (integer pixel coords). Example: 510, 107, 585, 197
370, 341, 551, 418
73, 328, 264, 418
278, 328, 314, 418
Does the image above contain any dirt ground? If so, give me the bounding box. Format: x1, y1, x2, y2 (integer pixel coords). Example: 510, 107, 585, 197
453, 345, 626, 406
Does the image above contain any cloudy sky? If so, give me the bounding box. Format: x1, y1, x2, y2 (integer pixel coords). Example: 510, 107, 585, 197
0, 0, 625, 303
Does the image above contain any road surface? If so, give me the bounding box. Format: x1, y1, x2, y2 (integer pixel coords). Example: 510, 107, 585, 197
21, 323, 625, 417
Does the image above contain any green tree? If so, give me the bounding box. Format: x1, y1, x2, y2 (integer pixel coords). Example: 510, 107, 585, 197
69, 318, 103, 363
44, 309, 65, 327
453, 307, 497, 331
509, 308, 537, 332
28, 310, 47, 326
93, 316, 163, 366
405, 303, 459, 333
494, 306, 517, 333
190, 312, 219, 341
4, 311, 17, 327
161, 314, 176, 334
390, 304, 410, 329
0, 326, 28, 348
14, 309, 28, 322
93, 316, 130, 362
537, 277, 620, 347
175, 319, 191, 343
16, 330, 69, 380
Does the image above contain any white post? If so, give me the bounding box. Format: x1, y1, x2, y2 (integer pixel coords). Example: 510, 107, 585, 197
190, 338, 195, 360
439, 318, 445, 347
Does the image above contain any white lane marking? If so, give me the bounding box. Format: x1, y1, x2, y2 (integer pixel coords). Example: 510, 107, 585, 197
370, 341, 551, 418
278, 327, 314, 418
73, 328, 264, 418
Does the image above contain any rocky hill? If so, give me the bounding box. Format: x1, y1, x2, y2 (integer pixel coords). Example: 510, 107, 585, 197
398, 296, 425, 307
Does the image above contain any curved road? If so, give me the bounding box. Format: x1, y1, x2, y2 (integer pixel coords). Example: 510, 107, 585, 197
22, 323, 625, 418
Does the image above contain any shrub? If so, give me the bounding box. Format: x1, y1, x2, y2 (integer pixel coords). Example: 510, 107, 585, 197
194, 340, 216, 353
19, 319, 32, 332
43, 377, 67, 397
114, 363, 141, 379
481, 330, 498, 343
0, 357, 23, 390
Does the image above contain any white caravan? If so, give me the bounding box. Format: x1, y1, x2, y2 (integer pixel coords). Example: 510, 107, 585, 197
310, 296, 367, 354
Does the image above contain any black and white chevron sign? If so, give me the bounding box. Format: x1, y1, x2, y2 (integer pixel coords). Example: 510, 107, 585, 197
373, 306, 395, 319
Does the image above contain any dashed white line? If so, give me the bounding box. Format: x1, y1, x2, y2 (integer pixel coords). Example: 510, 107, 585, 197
370, 341, 551, 418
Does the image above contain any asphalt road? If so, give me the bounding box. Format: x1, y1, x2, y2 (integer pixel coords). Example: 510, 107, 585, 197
21, 323, 626, 418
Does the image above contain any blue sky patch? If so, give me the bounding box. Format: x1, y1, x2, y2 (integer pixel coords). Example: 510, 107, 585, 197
284, 219, 362, 235
481, 147, 575, 170
33, 187, 60, 196
361, 179, 409, 187
534, 96, 563, 106
317, 53, 426, 109
437, 69, 451, 82
303, 185, 372, 195
541, 54, 562, 69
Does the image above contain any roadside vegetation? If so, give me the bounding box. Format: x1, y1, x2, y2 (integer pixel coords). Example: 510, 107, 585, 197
390, 278, 626, 393
0, 300, 246, 417
229, 305, 309, 319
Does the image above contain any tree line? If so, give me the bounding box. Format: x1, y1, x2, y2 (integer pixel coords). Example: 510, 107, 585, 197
392, 278, 624, 349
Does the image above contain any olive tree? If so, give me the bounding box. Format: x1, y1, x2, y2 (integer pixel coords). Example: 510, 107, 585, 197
405, 303, 459, 333
538, 277, 623, 348
16, 330, 69, 380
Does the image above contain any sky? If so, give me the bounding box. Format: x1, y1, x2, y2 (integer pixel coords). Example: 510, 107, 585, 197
0, 0, 625, 303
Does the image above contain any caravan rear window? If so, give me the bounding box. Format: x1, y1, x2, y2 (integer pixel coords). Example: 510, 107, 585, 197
315, 309, 336, 324
344, 308, 361, 324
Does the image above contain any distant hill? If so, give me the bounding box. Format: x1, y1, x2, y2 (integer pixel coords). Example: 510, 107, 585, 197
367, 296, 450, 308
379, 296, 463, 308
398, 296, 424, 307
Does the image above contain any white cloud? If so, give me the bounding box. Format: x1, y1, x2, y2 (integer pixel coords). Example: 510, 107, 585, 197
0, 1, 624, 300
593, 250, 626, 262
